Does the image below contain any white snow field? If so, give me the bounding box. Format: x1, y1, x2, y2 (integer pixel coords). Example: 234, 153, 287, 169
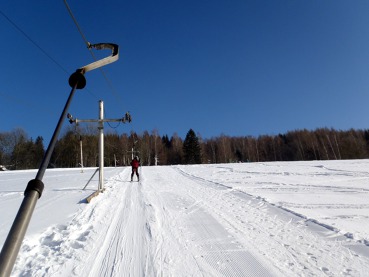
1, 159, 369, 276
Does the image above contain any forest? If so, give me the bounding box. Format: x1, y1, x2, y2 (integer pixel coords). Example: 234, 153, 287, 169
1, 126, 369, 170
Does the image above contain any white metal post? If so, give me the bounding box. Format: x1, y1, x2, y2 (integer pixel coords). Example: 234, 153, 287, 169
80, 136, 84, 173
154, 134, 158, 166
67, 99, 131, 191
98, 100, 104, 191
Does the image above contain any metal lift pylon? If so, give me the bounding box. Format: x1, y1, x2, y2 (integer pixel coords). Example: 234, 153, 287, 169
68, 100, 131, 202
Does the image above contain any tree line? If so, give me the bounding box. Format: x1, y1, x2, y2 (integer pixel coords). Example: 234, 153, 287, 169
0, 128, 44, 170
1, 126, 369, 170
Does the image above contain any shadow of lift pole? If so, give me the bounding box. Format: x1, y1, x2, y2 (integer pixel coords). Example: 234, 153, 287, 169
0, 43, 119, 276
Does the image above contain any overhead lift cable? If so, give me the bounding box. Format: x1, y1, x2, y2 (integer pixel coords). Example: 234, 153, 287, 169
0, 9, 69, 75
0, 8, 99, 100
63, 0, 125, 107
0, 8, 99, 112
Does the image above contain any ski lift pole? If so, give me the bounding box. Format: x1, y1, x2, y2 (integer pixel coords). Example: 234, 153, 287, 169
0, 72, 84, 277
0, 43, 119, 276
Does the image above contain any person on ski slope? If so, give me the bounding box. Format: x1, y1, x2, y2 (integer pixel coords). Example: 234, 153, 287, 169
131, 156, 140, 181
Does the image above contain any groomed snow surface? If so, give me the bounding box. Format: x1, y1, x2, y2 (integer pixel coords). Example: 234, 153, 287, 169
1, 160, 369, 276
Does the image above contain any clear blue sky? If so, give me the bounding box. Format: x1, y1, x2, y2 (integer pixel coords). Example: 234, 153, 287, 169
1, 0, 369, 144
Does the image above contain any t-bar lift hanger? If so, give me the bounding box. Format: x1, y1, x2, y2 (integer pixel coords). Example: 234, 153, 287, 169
0, 42, 119, 276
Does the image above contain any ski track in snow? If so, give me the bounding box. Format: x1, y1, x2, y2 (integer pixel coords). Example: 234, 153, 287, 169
143, 167, 274, 276
4, 161, 369, 276
173, 166, 369, 276
11, 168, 153, 277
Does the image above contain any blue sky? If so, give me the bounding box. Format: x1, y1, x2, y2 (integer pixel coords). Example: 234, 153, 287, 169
1, 0, 369, 144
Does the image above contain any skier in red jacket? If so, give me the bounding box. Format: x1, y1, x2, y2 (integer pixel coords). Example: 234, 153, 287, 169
131, 156, 140, 181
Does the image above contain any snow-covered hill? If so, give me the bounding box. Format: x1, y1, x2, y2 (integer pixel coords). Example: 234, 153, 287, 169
1, 160, 369, 276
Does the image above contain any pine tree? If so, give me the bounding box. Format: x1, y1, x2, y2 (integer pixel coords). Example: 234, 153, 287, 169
183, 129, 201, 164
33, 136, 45, 168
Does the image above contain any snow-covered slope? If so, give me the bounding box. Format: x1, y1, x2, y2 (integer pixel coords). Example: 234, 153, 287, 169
1, 160, 369, 276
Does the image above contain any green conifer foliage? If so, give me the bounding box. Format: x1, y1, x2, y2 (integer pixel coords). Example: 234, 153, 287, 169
183, 129, 202, 164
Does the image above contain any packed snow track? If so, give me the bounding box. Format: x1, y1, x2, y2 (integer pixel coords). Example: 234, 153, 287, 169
1, 160, 369, 276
